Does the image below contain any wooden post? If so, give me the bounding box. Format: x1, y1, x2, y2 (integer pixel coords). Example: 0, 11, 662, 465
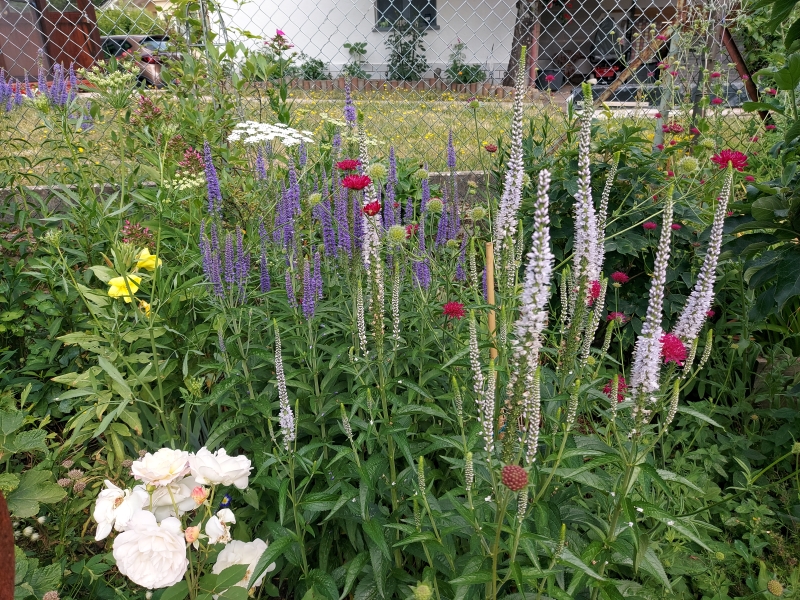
485, 242, 498, 360
0, 492, 13, 600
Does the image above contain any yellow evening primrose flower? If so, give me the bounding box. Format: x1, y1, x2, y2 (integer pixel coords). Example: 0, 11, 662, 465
108, 275, 141, 302
135, 248, 162, 271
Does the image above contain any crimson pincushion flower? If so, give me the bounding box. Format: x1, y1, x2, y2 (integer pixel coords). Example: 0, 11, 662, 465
336, 159, 360, 171
442, 301, 466, 319
603, 376, 628, 402
607, 312, 628, 323
660, 332, 687, 366
587, 280, 601, 305
484, 143, 498, 153
501, 465, 528, 491
711, 149, 748, 171
341, 174, 372, 190
362, 201, 381, 216
610, 271, 629, 284
643, 221, 658, 230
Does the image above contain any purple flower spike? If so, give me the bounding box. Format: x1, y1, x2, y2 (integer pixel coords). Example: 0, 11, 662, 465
256, 146, 267, 180
26, 74, 34, 99
421, 177, 430, 214
302, 258, 315, 318
204, 141, 222, 216
447, 129, 457, 170
435, 208, 448, 248
344, 81, 356, 126
224, 233, 235, 289
388, 147, 397, 185
404, 197, 414, 224
332, 131, 341, 156
455, 236, 467, 281
260, 245, 271, 293
68, 64, 77, 103
285, 271, 297, 308
413, 222, 431, 289
298, 141, 307, 168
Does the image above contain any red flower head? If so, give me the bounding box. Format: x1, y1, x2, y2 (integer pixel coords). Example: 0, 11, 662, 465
405, 223, 419, 238
669, 70, 679, 77
661, 124, 670, 133
741, 74, 749, 81
603, 375, 627, 403
363, 201, 381, 216
751, 135, 759, 142
666, 170, 675, 177
587, 280, 601, 305
706, 310, 715, 318
669, 123, 683, 134
336, 159, 361, 171
767, 88, 777, 96
643, 221, 658, 230
610, 271, 630, 284
671, 223, 682, 230
711, 149, 748, 171
690, 127, 700, 135
654, 112, 662, 118
545, 74, 556, 83
656, 144, 665, 151
647, 71, 655, 77
443, 301, 466, 319
660, 333, 687, 366
710, 71, 721, 78
765, 124, 776, 131
745, 175, 755, 182
669, 140, 677, 146
484, 143, 498, 153
711, 97, 724, 105
656, 34, 668, 41
341, 175, 372, 190
607, 311, 628, 323
501, 465, 528, 491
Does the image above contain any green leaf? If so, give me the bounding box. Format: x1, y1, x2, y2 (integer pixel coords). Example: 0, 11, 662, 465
751, 196, 787, 222
394, 404, 450, 420
362, 519, 391, 560
214, 564, 249, 592
772, 53, 800, 90
242, 488, 259, 510
28, 562, 62, 597
676, 406, 722, 428
7, 471, 67, 518
157, 581, 189, 600
97, 356, 132, 401
248, 535, 294, 588
217, 587, 249, 600
307, 569, 339, 600
742, 101, 784, 115
640, 548, 671, 590
10, 430, 48, 454
656, 469, 704, 493
449, 570, 493, 586
558, 548, 605, 580
0, 473, 20, 494
340, 553, 369, 600
773, 250, 800, 309
0, 410, 24, 437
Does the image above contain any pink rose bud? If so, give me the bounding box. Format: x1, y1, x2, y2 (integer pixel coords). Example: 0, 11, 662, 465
185, 526, 200, 544
191, 486, 209, 505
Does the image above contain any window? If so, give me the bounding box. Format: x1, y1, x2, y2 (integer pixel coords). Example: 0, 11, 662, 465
376, 0, 436, 28
140, 37, 171, 52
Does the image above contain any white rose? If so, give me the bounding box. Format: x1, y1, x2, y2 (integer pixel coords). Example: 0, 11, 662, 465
212, 539, 273, 592
112, 511, 188, 589
189, 448, 252, 489
131, 448, 190, 487
205, 509, 236, 545
137, 476, 200, 522
93, 480, 148, 541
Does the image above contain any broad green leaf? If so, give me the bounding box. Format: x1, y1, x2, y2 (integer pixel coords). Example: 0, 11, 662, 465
640, 548, 671, 590
676, 406, 721, 428
10, 430, 48, 454
307, 569, 339, 600
248, 535, 294, 588
7, 470, 67, 518
340, 553, 369, 600
97, 356, 132, 401
449, 570, 493, 586
0, 411, 24, 437
0, 473, 20, 493
214, 564, 249, 592
558, 548, 605, 580
362, 519, 391, 560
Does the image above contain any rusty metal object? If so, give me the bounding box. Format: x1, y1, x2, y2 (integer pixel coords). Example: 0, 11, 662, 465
0, 491, 14, 600
721, 26, 767, 121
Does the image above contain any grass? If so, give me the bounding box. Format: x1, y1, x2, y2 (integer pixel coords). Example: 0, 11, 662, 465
0, 87, 764, 181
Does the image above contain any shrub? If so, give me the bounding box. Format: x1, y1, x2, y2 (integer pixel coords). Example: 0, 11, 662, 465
96, 7, 165, 36
386, 19, 429, 80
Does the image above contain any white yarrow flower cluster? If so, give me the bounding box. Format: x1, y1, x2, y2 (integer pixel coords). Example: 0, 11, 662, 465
229, 121, 313, 147
92, 447, 265, 591
630, 195, 674, 407
671, 167, 733, 346
494, 48, 528, 255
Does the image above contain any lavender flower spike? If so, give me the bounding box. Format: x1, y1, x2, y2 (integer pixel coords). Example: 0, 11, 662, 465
204, 141, 222, 216
447, 129, 457, 170
571, 85, 601, 287
630, 191, 674, 409
672, 166, 733, 346
344, 80, 357, 126
510, 170, 553, 463
259, 244, 271, 292
256, 146, 267, 180
494, 47, 528, 254
301, 257, 315, 318
274, 324, 296, 451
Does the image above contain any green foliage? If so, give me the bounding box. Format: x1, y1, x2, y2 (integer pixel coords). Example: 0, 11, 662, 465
385, 20, 429, 81
445, 40, 486, 84
343, 42, 371, 79
96, 7, 165, 37
299, 55, 329, 80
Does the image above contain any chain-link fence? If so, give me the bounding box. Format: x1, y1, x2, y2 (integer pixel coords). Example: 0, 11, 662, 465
0, 0, 763, 171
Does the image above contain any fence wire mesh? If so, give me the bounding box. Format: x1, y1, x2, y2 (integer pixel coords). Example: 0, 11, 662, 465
0, 0, 763, 172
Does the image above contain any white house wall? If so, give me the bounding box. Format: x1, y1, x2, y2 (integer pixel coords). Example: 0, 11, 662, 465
217, 0, 674, 80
